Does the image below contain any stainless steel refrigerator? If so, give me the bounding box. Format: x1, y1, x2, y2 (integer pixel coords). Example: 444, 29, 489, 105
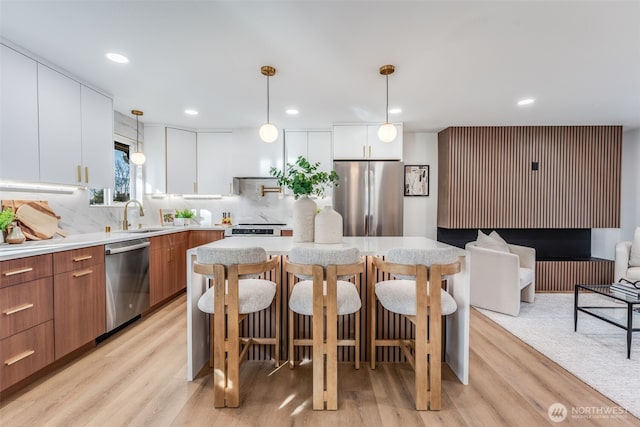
333, 161, 404, 236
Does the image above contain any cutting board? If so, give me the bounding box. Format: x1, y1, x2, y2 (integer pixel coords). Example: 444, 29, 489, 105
2, 200, 66, 240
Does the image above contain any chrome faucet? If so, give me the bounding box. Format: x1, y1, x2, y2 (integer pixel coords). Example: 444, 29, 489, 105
122, 199, 145, 230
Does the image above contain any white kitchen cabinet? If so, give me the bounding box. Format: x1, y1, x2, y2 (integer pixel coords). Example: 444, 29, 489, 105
166, 127, 197, 194
37, 64, 83, 185
229, 129, 283, 177
332, 124, 403, 161
143, 126, 167, 194
284, 130, 332, 196
0, 45, 39, 182
197, 132, 232, 195
80, 86, 113, 189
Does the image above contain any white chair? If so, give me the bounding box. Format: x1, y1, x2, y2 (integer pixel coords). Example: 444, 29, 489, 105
195, 246, 280, 408
465, 240, 535, 317
285, 246, 364, 410
370, 247, 461, 411
615, 227, 640, 282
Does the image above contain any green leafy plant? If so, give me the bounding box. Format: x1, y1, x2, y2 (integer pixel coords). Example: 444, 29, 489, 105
0, 208, 14, 231
269, 156, 339, 199
175, 208, 195, 219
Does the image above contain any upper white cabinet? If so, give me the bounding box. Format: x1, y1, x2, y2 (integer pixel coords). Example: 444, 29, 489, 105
166, 128, 197, 194
0, 44, 114, 187
38, 64, 82, 185
143, 126, 167, 194
80, 86, 113, 189
332, 124, 403, 160
197, 132, 232, 195
285, 130, 332, 173
229, 129, 283, 177
0, 45, 39, 182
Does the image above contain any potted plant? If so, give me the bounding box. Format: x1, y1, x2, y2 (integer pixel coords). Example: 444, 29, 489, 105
174, 208, 195, 226
0, 208, 15, 243
270, 156, 339, 242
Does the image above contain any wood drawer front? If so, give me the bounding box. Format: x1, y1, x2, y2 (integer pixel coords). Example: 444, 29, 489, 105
188, 230, 224, 249
1, 320, 54, 390
151, 231, 187, 250
0, 254, 53, 289
0, 278, 53, 339
53, 245, 104, 275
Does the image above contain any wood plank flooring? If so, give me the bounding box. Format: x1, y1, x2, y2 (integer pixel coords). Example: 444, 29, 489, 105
1, 294, 637, 426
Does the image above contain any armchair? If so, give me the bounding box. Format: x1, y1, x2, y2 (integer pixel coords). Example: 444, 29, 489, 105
615, 241, 640, 282
465, 241, 535, 316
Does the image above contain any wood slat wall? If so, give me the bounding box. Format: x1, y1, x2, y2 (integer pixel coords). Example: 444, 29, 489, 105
536, 260, 614, 292
438, 126, 622, 229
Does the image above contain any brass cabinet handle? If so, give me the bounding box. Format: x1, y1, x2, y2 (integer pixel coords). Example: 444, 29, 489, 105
3, 267, 34, 277
73, 269, 93, 278
72, 255, 93, 262
369, 146, 372, 158
3, 303, 34, 316
5, 350, 35, 366
362, 145, 366, 158
85, 166, 89, 183
77, 165, 82, 182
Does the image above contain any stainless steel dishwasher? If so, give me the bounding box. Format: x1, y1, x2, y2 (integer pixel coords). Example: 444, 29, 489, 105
105, 238, 150, 332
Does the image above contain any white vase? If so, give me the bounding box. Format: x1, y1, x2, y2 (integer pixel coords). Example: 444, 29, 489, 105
315, 206, 343, 244
292, 195, 317, 243
174, 218, 186, 226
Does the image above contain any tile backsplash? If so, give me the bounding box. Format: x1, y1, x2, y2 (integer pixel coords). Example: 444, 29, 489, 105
0, 189, 332, 234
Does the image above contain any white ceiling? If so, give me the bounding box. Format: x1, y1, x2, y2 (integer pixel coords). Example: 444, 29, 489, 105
1, 1, 639, 133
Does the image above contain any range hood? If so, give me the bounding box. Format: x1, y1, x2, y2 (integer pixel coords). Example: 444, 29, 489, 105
232, 177, 282, 197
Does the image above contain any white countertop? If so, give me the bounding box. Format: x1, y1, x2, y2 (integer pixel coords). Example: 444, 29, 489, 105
0, 226, 228, 261
189, 236, 467, 257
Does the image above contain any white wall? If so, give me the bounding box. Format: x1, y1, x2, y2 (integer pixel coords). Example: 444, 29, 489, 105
591, 128, 640, 259
402, 132, 439, 239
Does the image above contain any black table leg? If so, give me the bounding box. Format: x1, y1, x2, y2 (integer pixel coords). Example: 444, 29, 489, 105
627, 303, 632, 359
574, 286, 579, 332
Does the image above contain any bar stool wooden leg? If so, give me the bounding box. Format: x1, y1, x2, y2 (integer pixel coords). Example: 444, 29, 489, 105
370, 265, 377, 370
213, 269, 226, 408
312, 267, 324, 410
226, 266, 240, 408
326, 266, 338, 410
429, 266, 443, 410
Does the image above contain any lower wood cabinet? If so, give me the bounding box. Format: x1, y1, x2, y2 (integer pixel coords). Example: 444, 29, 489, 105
53, 246, 105, 359
188, 230, 224, 249
0, 321, 54, 390
150, 232, 188, 306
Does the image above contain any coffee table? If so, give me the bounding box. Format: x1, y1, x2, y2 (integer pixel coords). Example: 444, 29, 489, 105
574, 284, 640, 358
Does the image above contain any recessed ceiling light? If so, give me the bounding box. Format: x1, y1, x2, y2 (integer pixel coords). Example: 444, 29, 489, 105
184, 109, 199, 115
517, 98, 535, 106
389, 108, 402, 114
286, 109, 299, 115
105, 52, 129, 64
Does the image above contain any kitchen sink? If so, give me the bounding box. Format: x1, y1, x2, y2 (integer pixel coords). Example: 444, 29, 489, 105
114, 227, 168, 234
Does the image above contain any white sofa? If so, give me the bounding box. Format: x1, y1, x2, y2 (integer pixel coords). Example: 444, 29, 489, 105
615, 241, 640, 282
466, 241, 536, 316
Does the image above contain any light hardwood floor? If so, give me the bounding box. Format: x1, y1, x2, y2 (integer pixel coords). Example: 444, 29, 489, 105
1, 294, 637, 426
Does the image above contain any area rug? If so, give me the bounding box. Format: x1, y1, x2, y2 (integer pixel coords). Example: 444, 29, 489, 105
477, 293, 640, 418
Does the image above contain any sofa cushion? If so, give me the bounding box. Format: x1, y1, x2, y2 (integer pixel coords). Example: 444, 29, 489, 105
519, 267, 535, 288
375, 279, 458, 316
627, 267, 640, 281
476, 230, 510, 253
629, 227, 640, 267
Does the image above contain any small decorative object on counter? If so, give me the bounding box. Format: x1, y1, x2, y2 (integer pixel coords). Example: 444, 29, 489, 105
6, 221, 26, 244
0, 208, 15, 244
175, 208, 195, 226
314, 206, 343, 244
222, 212, 232, 225
270, 156, 340, 243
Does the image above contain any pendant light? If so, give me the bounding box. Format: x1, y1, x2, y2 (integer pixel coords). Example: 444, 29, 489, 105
259, 65, 278, 143
130, 110, 145, 165
378, 64, 397, 143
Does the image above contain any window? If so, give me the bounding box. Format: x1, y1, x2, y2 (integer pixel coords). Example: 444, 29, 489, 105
89, 142, 132, 205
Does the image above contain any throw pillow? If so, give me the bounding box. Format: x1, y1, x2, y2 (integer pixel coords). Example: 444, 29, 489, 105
476, 230, 510, 253
629, 226, 640, 267
489, 230, 510, 248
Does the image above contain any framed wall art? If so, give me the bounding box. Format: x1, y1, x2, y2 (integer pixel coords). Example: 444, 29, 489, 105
404, 165, 429, 196
160, 209, 175, 226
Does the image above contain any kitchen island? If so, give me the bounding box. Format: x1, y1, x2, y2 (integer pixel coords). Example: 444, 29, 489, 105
186, 236, 470, 385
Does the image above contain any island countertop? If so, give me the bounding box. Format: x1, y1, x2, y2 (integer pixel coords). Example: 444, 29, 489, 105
186, 236, 470, 385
